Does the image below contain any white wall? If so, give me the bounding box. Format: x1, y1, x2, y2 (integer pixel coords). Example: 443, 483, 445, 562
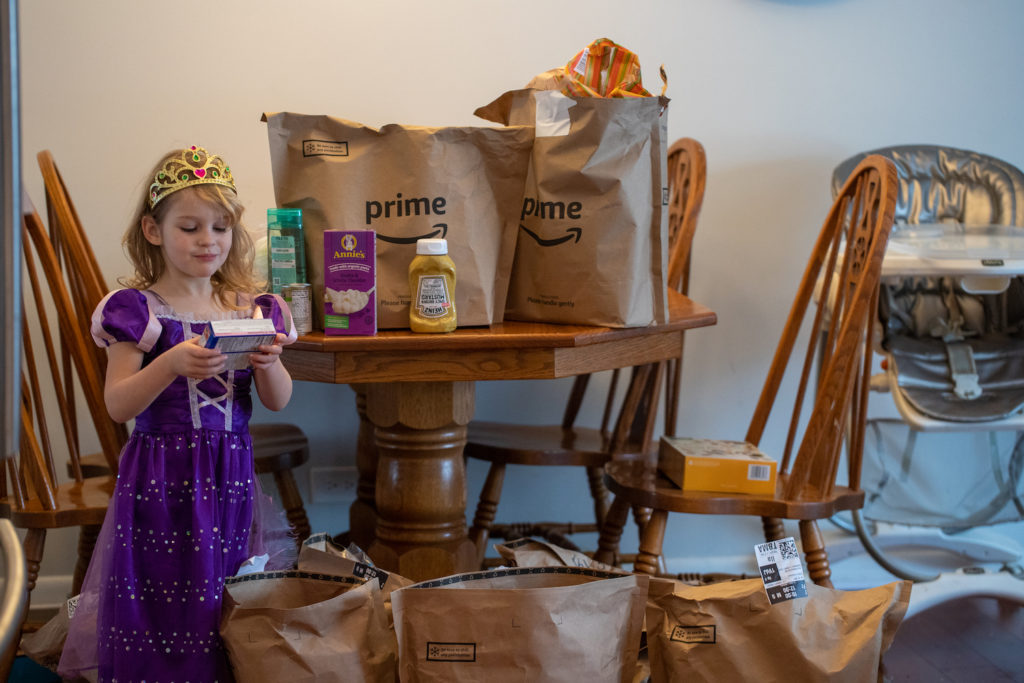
18, 0, 1024, 589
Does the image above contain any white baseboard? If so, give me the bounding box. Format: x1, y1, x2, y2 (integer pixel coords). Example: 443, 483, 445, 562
31, 575, 74, 611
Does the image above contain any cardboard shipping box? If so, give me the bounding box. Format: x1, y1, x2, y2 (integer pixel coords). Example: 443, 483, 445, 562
659, 436, 777, 495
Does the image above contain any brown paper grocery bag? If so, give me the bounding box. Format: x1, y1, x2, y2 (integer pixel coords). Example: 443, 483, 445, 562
298, 532, 413, 597
21, 595, 98, 683
475, 90, 670, 327
494, 536, 621, 572
644, 577, 912, 683
262, 112, 533, 329
391, 566, 648, 683
297, 531, 413, 630
220, 569, 397, 682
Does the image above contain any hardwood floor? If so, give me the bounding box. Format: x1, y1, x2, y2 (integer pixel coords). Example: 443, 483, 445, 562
883, 596, 1024, 682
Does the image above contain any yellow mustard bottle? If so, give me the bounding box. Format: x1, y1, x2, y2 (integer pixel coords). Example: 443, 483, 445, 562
409, 238, 457, 333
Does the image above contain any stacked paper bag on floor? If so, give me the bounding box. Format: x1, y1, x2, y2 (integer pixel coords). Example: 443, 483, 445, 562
644, 577, 912, 683
392, 566, 648, 683
220, 566, 398, 682
494, 536, 621, 571
20, 595, 97, 683
298, 532, 413, 616
475, 37, 670, 327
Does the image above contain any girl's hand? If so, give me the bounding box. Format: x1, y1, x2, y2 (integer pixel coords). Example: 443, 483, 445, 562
167, 337, 226, 379
250, 333, 285, 371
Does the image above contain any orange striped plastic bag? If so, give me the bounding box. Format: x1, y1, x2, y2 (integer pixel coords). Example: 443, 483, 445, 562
526, 38, 662, 98
561, 37, 652, 98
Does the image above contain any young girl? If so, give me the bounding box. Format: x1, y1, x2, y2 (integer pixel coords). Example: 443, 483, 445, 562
59, 146, 297, 682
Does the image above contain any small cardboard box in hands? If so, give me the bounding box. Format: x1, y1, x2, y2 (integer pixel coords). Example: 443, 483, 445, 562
199, 318, 277, 370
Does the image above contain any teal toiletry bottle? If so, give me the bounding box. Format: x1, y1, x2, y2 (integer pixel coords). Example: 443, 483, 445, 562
267, 208, 306, 294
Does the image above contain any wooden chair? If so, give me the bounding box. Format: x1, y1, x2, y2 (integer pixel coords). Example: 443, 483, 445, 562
594, 154, 899, 587
0, 194, 118, 654
38, 151, 128, 480
251, 422, 312, 543
465, 138, 707, 563
37, 150, 312, 546
663, 137, 708, 437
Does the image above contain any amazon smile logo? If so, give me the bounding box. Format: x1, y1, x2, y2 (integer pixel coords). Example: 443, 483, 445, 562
376, 223, 448, 244
520, 225, 581, 246
519, 196, 585, 247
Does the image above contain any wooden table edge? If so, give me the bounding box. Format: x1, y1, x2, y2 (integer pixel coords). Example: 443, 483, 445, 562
286, 292, 716, 353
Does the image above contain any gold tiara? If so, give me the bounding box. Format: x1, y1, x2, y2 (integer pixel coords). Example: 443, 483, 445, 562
148, 145, 236, 209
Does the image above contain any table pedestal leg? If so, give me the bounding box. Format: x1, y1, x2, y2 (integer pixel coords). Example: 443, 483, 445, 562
364, 381, 477, 581
348, 386, 378, 550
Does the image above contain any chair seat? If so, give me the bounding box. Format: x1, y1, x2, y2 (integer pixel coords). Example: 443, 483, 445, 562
466, 421, 644, 467
2, 475, 115, 529
70, 426, 310, 478
67, 451, 111, 479
251, 423, 309, 474
604, 460, 865, 520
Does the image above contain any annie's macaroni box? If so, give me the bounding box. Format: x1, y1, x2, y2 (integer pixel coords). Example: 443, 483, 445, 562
324, 230, 376, 336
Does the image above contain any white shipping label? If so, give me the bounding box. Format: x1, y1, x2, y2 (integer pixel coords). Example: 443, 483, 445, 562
754, 537, 808, 605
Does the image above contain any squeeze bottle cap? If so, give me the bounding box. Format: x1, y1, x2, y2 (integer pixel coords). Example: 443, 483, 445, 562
416, 238, 448, 255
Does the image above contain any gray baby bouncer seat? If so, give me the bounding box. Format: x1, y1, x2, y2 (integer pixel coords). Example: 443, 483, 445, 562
831, 145, 1024, 592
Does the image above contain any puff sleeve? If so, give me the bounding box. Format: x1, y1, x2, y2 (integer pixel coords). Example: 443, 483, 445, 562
90, 288, 162, 352
255, 293, 298, 345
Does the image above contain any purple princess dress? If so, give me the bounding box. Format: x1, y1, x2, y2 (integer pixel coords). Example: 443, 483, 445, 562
58, 288, 298, 683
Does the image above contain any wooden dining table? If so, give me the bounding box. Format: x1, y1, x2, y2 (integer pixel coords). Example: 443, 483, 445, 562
280, 289, 716, 581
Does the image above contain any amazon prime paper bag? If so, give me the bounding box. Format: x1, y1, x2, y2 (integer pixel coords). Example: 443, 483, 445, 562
645, 577, 911, 683
475, 90, 670, 327
262, 112, 533, 329
298, 532, 413, 600
391, 566, 648, 683
220, 570, 397, 683
494, 536, 621, 572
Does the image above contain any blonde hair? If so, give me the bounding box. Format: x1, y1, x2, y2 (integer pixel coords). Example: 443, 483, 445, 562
120, 149, 263, 309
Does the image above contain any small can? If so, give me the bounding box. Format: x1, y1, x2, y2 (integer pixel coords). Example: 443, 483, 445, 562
282, 282, 313, 336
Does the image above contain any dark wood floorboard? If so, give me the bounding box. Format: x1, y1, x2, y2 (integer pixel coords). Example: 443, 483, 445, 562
884, 596, 1024, 682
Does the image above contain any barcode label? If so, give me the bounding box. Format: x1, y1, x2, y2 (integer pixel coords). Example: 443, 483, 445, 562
777, 538, 799, 560
748, 464, 771, 481
754, 537, 807, 605
573, 48, 589, 75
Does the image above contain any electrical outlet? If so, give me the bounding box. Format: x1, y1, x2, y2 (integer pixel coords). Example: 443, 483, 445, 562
310, 466, 358, 504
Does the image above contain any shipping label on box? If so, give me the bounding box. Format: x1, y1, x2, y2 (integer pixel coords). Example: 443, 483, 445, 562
323, 230, 376, 336
659, 436, 777, 495
199, 318, 277, 371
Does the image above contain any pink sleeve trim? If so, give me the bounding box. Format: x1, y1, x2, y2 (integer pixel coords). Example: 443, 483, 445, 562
90, 290, 120, 347
138, 306, 162, 353
272, 293, 299, 345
